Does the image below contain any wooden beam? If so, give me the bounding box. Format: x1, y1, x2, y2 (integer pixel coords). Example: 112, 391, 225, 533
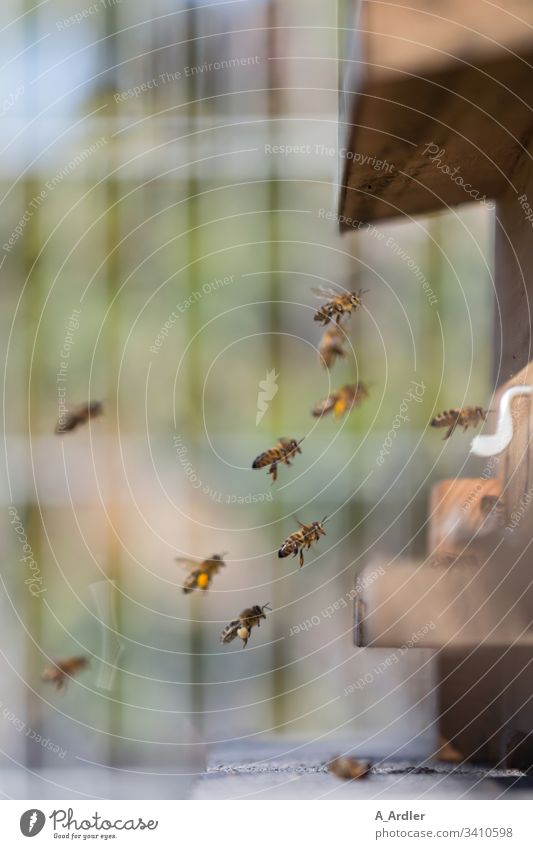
339, 2, 533, 228
494, 147, 533, 380
361, 1, 533, 81
353, 550, 533, 650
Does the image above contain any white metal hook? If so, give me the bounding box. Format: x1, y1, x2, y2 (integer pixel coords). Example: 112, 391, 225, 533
470, 385, 533, 457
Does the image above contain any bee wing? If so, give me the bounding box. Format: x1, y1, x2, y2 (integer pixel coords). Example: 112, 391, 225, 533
220, 620, 241, 644
311, 286, 341, 299
174, 557, 200, 569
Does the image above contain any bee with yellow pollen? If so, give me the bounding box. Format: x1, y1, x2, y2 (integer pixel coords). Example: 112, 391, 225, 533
175, 552, 227, 594
311, 382, 369, 419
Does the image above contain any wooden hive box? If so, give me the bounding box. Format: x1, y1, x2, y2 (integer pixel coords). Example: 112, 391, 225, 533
342, 0, 533, 766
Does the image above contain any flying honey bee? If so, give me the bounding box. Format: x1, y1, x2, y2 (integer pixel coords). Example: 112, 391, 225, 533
42, 656, 89, 691
430, 406, 489, 440
434, 735, 465, 765
55, 400, 103, 434
176, 552, 227, 594
278, 516, 327, 567
318, 325, 348, 369
311, 383, 369, 418
252, 437, 303, 482
220, 603, 271, 648
328, 756, 371, 781
313, 287, 367, 326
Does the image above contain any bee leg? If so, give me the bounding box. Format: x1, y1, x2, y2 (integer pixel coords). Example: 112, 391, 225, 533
444, 420, 458, 440
299, 550, 304, 567
270, 464, 277, 482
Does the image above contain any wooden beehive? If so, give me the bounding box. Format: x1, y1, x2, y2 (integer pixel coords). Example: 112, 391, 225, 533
342, 0, 533, 765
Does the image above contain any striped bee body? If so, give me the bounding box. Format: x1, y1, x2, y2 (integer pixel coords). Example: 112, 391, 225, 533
430, 406, 488, 440
220, 619, 241, 644
278, 518, 327, 567
313, 288, 365, 326
182, 569, 209, 594
55, 400, 103, 434
220, 604, 271, 648
252, 437, 303, 482
177, 553, 226, 594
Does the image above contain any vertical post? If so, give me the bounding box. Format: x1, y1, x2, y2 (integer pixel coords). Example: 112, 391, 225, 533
102, 2, 122, 768
23, 178, 45, 768
265, 0, 286, 731
18, 0, 44, 772
184, 1, 205, 737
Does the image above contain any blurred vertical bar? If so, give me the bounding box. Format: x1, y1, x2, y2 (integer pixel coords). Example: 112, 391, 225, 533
266, 0, 285, 731
184, 0, 205, 738
268, 0, 342, 732
22, 0, 44, 770
102, 1, 122, 768
0, 0, 26, 778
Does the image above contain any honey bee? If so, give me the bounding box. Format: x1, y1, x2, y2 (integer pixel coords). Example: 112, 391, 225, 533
55, 400, 103, 434
328, 756, 371, 781
318, 325, 348, 369
430, 406, 488, 440
278, 516, 327, 567
42, 656, 89, 691
252, 437, 303, 482
176, 552, 227, 594
311, 383, 369, 418
313, 287, 367, 326
220, 603, 271, 648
